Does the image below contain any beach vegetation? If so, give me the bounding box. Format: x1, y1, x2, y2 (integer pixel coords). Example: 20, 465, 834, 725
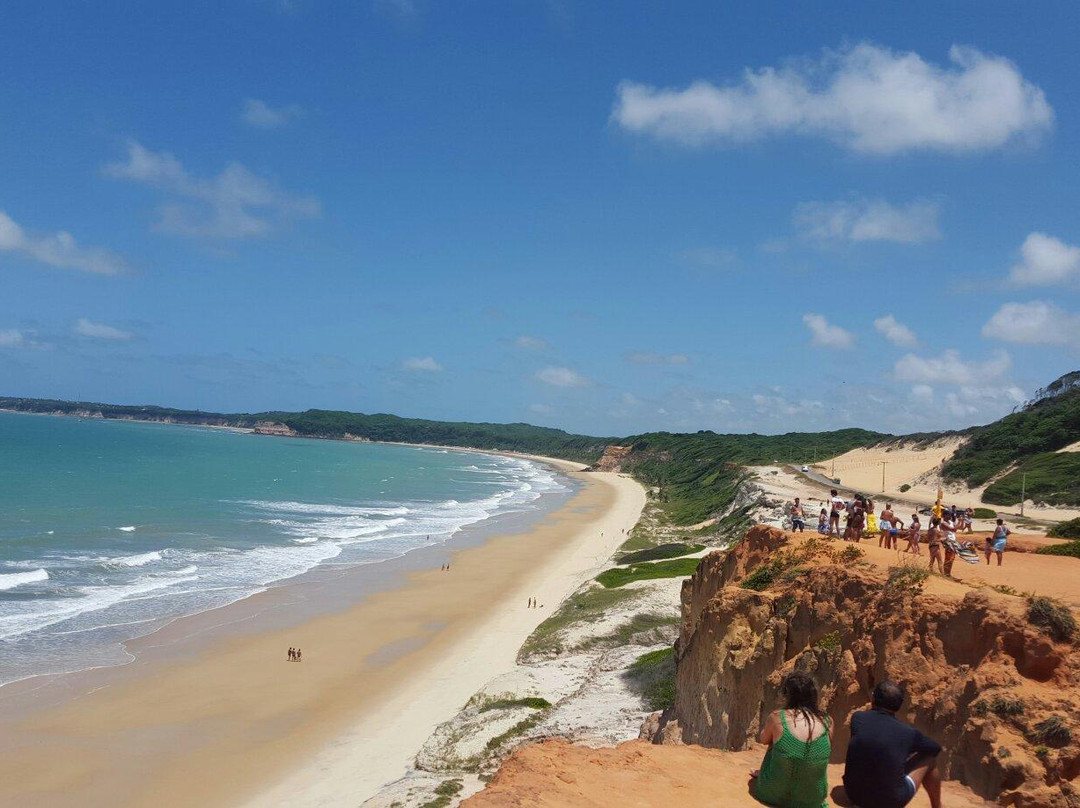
485, 714, 545, 753
577, 612, 680, 652
973, 695, 1025, 719
478, 696, 551, 713
519, 585, 642, 658
595, 557, 700, 588
1046, 518, 1080, 539
420, 780, 463, 808
899, 484, 911, 493
1026, 596, 1077, 643
624, 647, 677, 711
1034, 745, 1050, 759
617, 543, 704, 565
885, 565, 930, 596
1037, 540, 1080, 559
973, 507, 998, 519
814, 631, 842, 655
1030, 715, 1072, 747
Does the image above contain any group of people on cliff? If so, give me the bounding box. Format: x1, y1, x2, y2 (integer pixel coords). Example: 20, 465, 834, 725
788, 493, 1011, 573
752, 674, 943, 808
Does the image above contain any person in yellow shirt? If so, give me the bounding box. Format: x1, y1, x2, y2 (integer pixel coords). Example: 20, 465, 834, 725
931, 501, 943, 522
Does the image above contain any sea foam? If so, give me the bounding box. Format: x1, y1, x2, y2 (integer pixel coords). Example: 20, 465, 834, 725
0, 569, 49, 592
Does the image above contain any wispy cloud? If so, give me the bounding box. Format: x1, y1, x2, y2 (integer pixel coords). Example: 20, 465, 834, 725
0, 210, 125, 275
794, 198, 941, 244
240, 99, 304, 129
893, 348, 1011, 385
402, 356, 442, 372
74, 318, 133, 341
1008, 232, 1080, 286
613, 43, 1052, 154
514, 335, 549, 350
874, 315, 919, 347
627, 351, 690, 365
535, 366, 590, 387
104, 141, 319, 240
802, 313, 854, 349
0, 329, 28, 348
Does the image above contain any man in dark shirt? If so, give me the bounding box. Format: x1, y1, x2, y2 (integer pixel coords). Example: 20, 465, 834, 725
843, 681, 943, 808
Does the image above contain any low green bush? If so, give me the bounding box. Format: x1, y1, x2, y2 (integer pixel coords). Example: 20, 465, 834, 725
899, 484, 912, 493
1031, 715, 1072, 747
973, 507, 998, 519
973, 695, 1025, 718
1047, 518, 1080, 539
479, 696, 551, 713
886, 565, 930, 596
624, 647, 677, 711
1036, 541, 1080, 559
596, 557, 701, 588
618, 543, 704, 565
421, 780, 464, 808
1027, 596, 1078, 643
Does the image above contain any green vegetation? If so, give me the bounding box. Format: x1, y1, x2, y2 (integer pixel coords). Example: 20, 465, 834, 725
899, 484, 911, 493
420, 780, 464, 808
624, 647, 677, 711
973, 507, 998, 519
478, 696, 551, 713
741, 561, 784, 591
1047, 518, 1080, 539
1034, 745, 1050, 759
1036, 541, 1080, 559
579, 612, 680, 651
485, 714, 546, 753
942, 372, 1080, 495
886, 565, 931, 596
972, 695, 1025, 719
596, 557, 701, 588
983, 452, 1080, 506
1031, 715, 1072, 747
520, 586, 641, 657
1027, 596, 1077, 643
618, 543, 704, 565
814, 630, 842, 654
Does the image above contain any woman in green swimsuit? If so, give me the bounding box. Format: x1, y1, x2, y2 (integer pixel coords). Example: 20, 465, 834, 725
751, 672, 832, 808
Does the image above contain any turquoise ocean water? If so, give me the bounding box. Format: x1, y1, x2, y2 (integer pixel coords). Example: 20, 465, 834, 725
0, 412, 568, 686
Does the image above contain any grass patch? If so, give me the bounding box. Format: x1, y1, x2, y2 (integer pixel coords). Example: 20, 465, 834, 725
886, 565, 930, 596
814, 630, 842, 655
577, 611, 680, 651
485, 715, 544, 753
624, 647, 677, 711
520, 585, 641, 657
973, 507, 998, 519
420, 779, 463, 808
984, 452, 1080, 507
596, 557, 701, 588
1027, 596, 1078, 643
1030, 715, 1072, 747
1037, 540, 1080, 559
618, 543, 704, 565
478, 696, 551, 713
1048, 518, 1080, 540
899, 484, 911, 493
973, 695, 1026, 719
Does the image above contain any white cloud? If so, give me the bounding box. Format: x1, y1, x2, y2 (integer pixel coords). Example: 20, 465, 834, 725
1008, 232, 1080, 286
104, 141, 319, 240
527, 403, 553, 415
0, 210, 124, 275
627, 351, 690, 365
874, 315, 919, 347
402, 356, 442, 372
0, 329, 26, 348
910, 384, 935, 404
982, 301, 1080, 346
752, 393, 824, 418
802, 313, 854, 349
514, 335, 549, 350
74, 318, 133, 341
795, 199, 941, 244
612, 43, 1052, 154
240, 99, 304, 129
535, 366, 590, 387
893, 349, 1011, 385
679, 246, 739, 269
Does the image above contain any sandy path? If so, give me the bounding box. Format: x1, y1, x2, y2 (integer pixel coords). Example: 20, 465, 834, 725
0, 464, 645, 808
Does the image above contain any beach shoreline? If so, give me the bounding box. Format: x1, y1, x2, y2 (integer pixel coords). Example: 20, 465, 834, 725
0, 456, 645, 808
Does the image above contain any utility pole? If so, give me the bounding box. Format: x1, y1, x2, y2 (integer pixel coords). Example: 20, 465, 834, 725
881, 461, 886, 493
1020, 473, 1027, 517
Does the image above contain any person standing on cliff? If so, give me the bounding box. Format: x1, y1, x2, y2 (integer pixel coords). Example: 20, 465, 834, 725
828, 490, 845, 537
842, 681, 943, 808
790, 498, 806, 532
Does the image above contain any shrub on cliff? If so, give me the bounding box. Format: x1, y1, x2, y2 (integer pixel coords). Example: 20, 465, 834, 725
886, 565, 930, 596
1037, 540, 1080, 559
624, 647, 677, 711
1031, 715, 1073, 747
1027, 596, 1078, 643
1047, 518, 1080, 539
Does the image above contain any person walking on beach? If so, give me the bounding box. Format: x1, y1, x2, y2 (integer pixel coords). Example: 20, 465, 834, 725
296, 648, 302, 662
828, 490, 844, 537
926, 518, 943, 574
986, 519, 1010, 566
907, 514, 922, 555
288, 647, 294, 662
842, 681, 943, 808
791, 498, 806, 532
750, 672, 831, 808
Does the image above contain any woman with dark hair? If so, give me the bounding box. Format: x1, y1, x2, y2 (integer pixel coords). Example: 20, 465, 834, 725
751, 672, 832, 808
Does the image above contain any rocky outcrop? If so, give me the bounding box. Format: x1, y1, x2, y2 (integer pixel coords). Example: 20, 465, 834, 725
649, 526, 1080, 807
252, 420, 296, 437
590, 445, 632, 473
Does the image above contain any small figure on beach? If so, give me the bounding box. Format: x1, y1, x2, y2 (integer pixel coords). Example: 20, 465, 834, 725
986, 519, 1010, 566
287, 647, 294, 661
296, 648, 302, 662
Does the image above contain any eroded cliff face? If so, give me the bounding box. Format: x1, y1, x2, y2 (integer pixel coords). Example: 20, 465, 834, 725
590, 445, 633, 473
651, 526, 1080, 808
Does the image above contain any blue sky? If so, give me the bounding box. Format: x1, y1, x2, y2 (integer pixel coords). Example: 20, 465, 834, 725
2, 1, 1078, 437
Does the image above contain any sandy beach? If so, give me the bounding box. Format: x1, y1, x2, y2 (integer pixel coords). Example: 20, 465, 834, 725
0, 459, 645, 808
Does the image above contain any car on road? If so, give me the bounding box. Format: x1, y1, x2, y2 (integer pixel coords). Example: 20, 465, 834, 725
800, 465, 810, 473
